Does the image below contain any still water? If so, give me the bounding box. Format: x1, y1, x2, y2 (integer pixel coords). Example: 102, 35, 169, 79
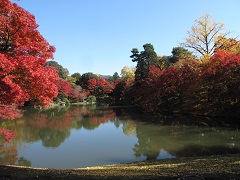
0, 105, 240, 168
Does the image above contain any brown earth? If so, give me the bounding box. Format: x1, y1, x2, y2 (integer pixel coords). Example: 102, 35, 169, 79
0, 154, 240, 180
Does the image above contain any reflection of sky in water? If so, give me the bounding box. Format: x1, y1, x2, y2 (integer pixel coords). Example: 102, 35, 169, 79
157, 149, 175, 159
18, 123, 142, 168
4, 106, 240, 168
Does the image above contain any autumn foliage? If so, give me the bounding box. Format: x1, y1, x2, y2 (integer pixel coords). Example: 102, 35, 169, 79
131, 50, 240, 117
55, 78, 72, 98
197, 50, 240, 115
0, 0, 60, 142
1, 1, 240, 144
87, 78, 115, 96
0, 0, 59, 107
111, 77, 135, 105
69, 85, 90, 102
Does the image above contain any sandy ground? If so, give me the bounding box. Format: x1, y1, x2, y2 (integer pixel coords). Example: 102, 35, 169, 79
0, 154, 240, 180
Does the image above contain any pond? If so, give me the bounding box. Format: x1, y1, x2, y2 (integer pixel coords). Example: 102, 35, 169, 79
0, 105, 240, 168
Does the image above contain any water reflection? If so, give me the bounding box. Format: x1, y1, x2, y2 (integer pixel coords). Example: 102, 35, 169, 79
133, 122, 240, 160
0, 105, 240, 168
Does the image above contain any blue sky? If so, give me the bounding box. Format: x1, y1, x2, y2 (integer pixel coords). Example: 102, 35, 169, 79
14, 0, 240, 76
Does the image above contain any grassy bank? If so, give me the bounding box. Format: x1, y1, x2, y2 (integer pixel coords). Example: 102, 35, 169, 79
0, 154, 240, 179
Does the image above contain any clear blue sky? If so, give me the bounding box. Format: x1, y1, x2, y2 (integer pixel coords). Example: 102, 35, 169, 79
14, 0, 240, 76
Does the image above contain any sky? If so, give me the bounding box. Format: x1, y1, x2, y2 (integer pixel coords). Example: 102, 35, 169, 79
14, 0, 240, 76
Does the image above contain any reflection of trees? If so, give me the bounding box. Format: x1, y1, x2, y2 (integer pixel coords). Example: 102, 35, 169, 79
17, 157, 31, 167
0, 105, 23, 120
133, 124, 161, 160
168, 128, 240, 157
16, 108, 75, 148
25, 108, 74, 130
76, 118, 100, 130
74, 107, 118, 130
0, 106, 120, 149
0, 106, 23, 143
2, 105, 240, 166
172, 144, 240, 157
133, 121, 240, 160
38, 129, 70, 148
133, 140, 160, 160
0, 105, 121, 166
122, 120, 136, 136
0, 140, 31, 166
0, 141, 18, 165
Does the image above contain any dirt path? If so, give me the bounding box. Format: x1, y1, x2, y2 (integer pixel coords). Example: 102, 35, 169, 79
1, 154, 240, 179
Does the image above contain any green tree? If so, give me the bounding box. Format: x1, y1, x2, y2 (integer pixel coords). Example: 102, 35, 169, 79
130, 48, 144, 81
86, 95, 97, 104
71, 73, 81, 86
108, 72, 120, 82
46, 61, 69, 79
169, 47, 196, 63
113, 72, 120, 81
66, 76, 76, 86
157, 56, 171, 70
142, 43, 158, 67
131, 43, 158, 81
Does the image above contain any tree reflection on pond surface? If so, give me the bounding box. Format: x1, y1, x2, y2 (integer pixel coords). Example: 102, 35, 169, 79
0, 105, 239, 168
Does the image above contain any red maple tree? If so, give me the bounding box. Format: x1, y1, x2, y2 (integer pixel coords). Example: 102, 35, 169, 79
87, 78, 115, 96
55, 78, 72, 98
0, 0, 60, 142
0, 0, 59, 107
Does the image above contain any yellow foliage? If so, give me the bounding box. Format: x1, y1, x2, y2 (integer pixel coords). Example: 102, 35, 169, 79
181, 13, 227, 58
120, 66, 135, 80
215, 36, 240, 54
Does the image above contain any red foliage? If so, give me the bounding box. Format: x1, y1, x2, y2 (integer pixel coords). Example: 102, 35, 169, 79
0, 0, 55, 60
88, 110, 116, 125
111, 77, 135, 104
87, 78, 97, 93
97, 78, 114, 94
55, 78, 72, 97
0, 0, 59, 107
197, 50, 240, 114
130, 50, 240, 117
0, 0, 60, 143
148, 65, 162, 80
0, 143, 18, 165
0, 105, 23, 119
0, 128, 16, 143
27, 111, 74, 130
69, 85, 89, 101
134, 62, 198, 113
87, 78, 115, 96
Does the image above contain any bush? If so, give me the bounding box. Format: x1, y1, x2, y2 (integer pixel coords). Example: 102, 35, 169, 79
57, 97, 70, 106
86, 95, 96, 104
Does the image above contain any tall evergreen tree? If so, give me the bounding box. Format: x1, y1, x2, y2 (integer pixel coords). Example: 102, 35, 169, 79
130, 43, 158, 81
142, 43, 158, 68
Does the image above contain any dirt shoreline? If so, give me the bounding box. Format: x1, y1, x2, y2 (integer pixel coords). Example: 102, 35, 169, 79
1, 154, 240, 179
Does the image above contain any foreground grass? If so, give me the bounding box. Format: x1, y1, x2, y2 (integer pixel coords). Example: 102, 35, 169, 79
0, 154, 240, 179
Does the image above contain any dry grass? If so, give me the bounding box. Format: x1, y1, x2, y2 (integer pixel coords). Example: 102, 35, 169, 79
0, 154, 240, 179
